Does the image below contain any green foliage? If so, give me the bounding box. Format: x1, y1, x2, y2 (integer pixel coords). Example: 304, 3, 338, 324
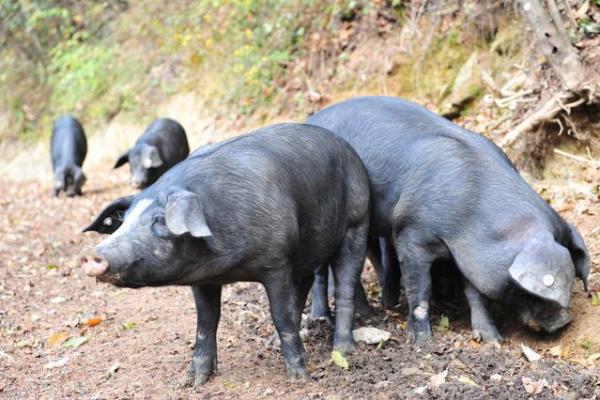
438, 314, 450, 331
591, 291, 600, 306
331, 350, 350, 370
48, 40, 114, 115
579, 18, 600, 35
0, 0, 128, 141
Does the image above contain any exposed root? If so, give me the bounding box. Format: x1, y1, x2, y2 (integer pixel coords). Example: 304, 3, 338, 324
500, 93, 585, 148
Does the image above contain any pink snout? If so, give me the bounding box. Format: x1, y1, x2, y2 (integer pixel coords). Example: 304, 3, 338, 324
80, 253, 109, 277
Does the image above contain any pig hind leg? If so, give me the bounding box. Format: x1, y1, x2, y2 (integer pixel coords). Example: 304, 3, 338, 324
463, 279, 502, 341
393, 230, 436, 344
184, 284, 222, 387
264, 268, 309, 380
330, 221, 369, 354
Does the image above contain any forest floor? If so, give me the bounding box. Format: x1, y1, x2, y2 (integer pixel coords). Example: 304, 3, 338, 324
0, 158, 599, 399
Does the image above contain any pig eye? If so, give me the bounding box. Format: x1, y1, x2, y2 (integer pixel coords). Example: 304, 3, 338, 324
151, 215, 171, 238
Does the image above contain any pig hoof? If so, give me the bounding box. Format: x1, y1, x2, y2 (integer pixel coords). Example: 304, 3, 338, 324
309, 307, 332, 323
381, 292, 400, 309
472, 328, 502, 342
408, 326, 432, 344
309, 314, 334, 327
287, 366, 309, 381
179, 371, 211, 388
355, 304, 376, 320
333, 340, 355, 354
381, 299, 400, 310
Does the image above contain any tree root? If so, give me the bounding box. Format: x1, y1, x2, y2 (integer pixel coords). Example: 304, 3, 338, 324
500, 93, 585, 148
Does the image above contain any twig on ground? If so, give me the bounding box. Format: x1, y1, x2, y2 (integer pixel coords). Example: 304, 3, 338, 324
553, 148, 600, 168
551, 118, 564, 136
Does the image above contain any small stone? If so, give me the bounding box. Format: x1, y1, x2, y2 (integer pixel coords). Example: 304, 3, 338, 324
353, 326, 391, 345
490, 374, 502, 382
50, 296, 65, 304
400, 367, 421, 376
543, 274, 554, 287
414, 386, 428, 395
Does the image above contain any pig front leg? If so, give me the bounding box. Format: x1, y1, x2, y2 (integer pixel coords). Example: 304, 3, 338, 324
330, 221, 369, 354
354, 280, 375, 319
377, 236, 401, 308
463, 280, 502, 341
184, 284, 222, 387
264, 270, 309, 381
310, 264, 331, 321
394, 232, 434, 344
311, 265, 372, 322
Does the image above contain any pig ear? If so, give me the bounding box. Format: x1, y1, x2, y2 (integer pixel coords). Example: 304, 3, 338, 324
82, 196, 134, 234
142, 145, 163, 168
165, 190, 212, 238
508, 236, 575, 308
114, 150, 129, 169
567, 223, 590, 291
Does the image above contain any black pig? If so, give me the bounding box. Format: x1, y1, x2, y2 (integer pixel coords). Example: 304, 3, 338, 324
83, 123, 370, 384
307, 96, 589, 343
51, 116, 87, 197
114, 118, 190, 189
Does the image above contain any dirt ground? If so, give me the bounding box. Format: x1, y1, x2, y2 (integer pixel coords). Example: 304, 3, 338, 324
1, 159, 599, 399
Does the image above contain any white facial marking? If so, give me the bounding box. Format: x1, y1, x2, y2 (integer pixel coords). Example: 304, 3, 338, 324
543, 274, 555, 287
98, 198, 153, 248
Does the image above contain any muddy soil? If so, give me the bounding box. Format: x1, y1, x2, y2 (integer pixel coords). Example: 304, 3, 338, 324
1, 164, 599, 399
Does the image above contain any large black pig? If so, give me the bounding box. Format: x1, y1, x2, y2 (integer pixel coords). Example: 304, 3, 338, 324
82, 123, 370, 384
114, 118, 190, 189
307, 96, 589, 343
51, 116, 87, 197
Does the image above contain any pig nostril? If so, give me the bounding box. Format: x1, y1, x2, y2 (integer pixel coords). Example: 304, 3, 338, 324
93, 257, 103, 263
80, 256, 88, 264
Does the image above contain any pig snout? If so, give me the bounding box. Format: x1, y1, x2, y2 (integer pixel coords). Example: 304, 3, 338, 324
80, 253, 109, 277
131, 177, 145, 189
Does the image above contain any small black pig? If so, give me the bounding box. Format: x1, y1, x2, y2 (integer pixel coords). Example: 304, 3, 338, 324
307, 96, 589, 343
83, 123, 370, 384
51, 116, 87, 197
114, 118, 190, 189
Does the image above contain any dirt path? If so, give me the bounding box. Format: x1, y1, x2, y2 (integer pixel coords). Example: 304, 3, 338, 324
1, 162, 599, 399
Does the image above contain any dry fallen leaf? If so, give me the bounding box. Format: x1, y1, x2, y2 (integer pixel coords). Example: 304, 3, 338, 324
522, 377, 547, 395
48, 331, 70, 346
585, 353, 600, 365
549, 345, 562, 357
457, 376, 479, 387
521, 343, 542, 362
62, 336, 88, 349
331, 350, 350, 370
84, 318, 102, 327
430, 369, 448, 387
44, 356, 69, 369
561, 345, 571, 358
